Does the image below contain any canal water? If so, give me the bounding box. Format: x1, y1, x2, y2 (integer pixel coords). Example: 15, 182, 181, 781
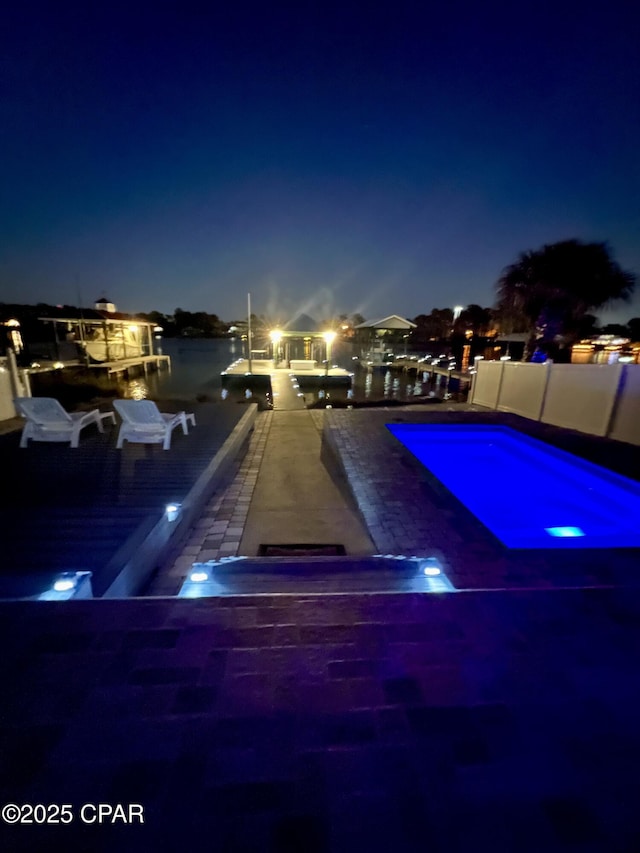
122, 337, 464, 405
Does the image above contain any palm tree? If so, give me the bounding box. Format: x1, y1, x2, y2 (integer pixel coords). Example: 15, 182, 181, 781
496, 239, 636, 360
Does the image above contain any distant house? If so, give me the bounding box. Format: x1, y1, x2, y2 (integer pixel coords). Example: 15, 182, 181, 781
354, 315, 417, 362
95, 296, 116, 314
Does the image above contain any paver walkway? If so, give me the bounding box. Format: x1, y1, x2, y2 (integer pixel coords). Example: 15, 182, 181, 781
155, 410, 374, 594
270, 368, 307, 410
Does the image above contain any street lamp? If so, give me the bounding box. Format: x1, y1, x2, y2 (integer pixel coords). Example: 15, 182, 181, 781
323, 331, 336, 376
270, 330, 282, 365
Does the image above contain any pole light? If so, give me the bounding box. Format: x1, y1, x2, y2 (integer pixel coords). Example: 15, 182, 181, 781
270, 330, 282, 364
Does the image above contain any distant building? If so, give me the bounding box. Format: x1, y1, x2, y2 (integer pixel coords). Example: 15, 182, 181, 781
95, 296, 116, 313
353, 315, 417, 363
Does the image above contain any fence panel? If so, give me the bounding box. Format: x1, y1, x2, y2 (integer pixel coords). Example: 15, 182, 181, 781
608, 365, 640, 446
497, 362, 550, 420
471, 361, 504, 408
0, 367, 17, 420
540, 364, 621, 436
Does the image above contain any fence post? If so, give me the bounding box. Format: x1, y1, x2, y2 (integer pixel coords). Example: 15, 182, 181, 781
535, 360, 554, 421
605, 363, 628, 439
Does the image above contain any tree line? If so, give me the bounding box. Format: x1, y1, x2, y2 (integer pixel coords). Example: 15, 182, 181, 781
2, 239, 637, 359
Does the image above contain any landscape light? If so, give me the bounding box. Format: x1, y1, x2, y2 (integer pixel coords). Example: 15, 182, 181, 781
53, 575, 77, 593
39, 571, 93, 601
166, 503, 181, 522
190, 570, 209, 582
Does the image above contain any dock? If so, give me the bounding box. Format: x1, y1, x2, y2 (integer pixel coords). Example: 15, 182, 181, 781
87, 353, 171, 376
221, 358, 352, 407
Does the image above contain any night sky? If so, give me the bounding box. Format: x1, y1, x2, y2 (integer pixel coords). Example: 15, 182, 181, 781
1, 1, 639, 323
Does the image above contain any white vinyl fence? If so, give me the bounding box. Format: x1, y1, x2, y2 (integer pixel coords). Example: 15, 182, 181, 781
0, 349, 31, 421
471, 360, 639, 446
0, 367, 16, 421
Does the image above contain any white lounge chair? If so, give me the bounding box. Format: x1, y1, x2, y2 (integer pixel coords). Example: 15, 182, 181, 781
14, 397, 116, 449
113, 399, 196, 450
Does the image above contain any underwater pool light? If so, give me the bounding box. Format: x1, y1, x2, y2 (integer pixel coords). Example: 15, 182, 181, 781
545, 526, 585, 538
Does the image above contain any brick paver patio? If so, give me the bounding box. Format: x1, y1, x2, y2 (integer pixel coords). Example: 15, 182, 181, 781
2, 404, 639, 850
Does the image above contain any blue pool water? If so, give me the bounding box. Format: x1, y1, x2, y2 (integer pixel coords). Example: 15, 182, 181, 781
387, 424, 640, 549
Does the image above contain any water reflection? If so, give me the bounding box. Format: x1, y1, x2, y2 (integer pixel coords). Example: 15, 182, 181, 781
114, 338, 469, 407
125, 379, 149, 400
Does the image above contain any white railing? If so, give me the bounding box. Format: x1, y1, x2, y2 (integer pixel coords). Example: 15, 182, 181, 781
471, 360, 639, 446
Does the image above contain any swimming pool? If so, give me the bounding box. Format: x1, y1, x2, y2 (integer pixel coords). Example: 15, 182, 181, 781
387, 424, 640, 549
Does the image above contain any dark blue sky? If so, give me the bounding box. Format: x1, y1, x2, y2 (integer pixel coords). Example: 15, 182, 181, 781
1, 1, 639, 323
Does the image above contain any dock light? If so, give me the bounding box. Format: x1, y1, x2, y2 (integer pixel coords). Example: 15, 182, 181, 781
545, 526, 585, 538
423, 566, 441, 576
53, 361, 64, 369
500, 355, 511, 361
323, 330, 336, 375
166, 503, 181, 522
269, 330, 282, 362
190, 570, 209, 582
